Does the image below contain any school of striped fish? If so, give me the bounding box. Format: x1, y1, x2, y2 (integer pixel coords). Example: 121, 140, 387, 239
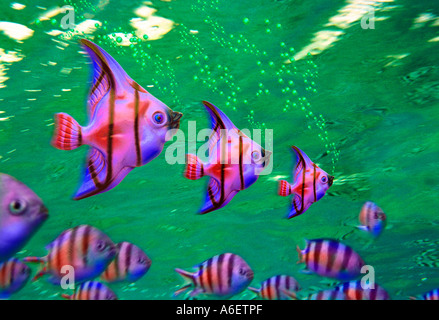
0, 38, 436, 300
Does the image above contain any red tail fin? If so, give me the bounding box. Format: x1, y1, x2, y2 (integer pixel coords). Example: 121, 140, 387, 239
185, 154, 204, 180
278, 180, 292, 197
52, 113, 83, 150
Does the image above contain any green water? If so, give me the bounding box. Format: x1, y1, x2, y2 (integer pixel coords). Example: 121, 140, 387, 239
0, 0, 438, 300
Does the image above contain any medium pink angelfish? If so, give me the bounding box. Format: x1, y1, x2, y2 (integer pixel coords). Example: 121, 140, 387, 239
184, 101, 271, 214
278, 146, 333, 218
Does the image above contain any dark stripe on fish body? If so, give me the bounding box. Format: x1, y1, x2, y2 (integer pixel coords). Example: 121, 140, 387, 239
216, 254, 225, 294
196, 263, 204, 289
125, 243, 133, 276
340, 245, 352, 273
205, 257, 214, 293
313, 164, 317, 202
106, 88, 115, 186
69, 227, 78, 268
275, 276, 282, 299
226, 254, 234, 293
238, 135, 244, 190
134, 89, 141, 167
82, 226, 91, 266
94, 282, 102, 300
326, 241, 339, 274
313, 241, 323, 273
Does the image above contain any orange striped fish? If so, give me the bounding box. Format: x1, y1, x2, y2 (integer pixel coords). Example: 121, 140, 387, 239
100, 242, 151, 283
358, 201, 386, 238
297, 239, 365, 281
61, 281, 117, 300
278, 146, 333, 218
51, 39, 183, 200
24, 225, 116, 285
0, 258, 30, 299
174, 253, 254, 299
184, 101, 271, 214
247, 275, 301, 300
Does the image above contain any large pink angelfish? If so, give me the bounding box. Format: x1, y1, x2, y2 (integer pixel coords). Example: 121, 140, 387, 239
184, 101, 271, 214
278, 146, 333, 218
52, 39, 182, 200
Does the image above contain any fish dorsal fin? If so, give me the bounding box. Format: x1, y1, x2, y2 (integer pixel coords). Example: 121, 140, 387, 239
202, 101, 238, 151
291, 146, 313, 181
80, 39, 147, 118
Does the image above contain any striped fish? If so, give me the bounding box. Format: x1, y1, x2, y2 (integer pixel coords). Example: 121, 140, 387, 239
0, 173, 49, 263
0, 258, 30, 299
358, 201, 386, 238
24, 225, 116, 285
411, 288, 439, 300
334, 281, 390, 300
51, 39, 183, 200
184, 101, 271, 214
297, 239, 365, 281
61, 281, 117, 300
308, 289, 348, 300
278, 146, 333, 218
247, 275, 301, 300
174, 253, 254, 299
100, 242, 151, 283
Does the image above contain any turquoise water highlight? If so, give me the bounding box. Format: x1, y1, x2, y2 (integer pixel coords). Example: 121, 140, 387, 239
0, 0, 438, 299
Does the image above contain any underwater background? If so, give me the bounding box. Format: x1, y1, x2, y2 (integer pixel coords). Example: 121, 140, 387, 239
0, 0, 438, 300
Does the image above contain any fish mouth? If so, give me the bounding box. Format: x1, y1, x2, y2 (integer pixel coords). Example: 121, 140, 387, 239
328, 175, 334, 187
169, 111, 183, 129
38, 205, 49, 221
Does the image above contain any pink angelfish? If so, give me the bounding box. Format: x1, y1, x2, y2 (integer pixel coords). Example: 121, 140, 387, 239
184, 101, 271, 214
278, 146, 333, 218
52, 39, 183, 200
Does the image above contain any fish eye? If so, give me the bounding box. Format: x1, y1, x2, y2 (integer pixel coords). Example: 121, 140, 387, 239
152, 111, 166, 125
9, 199, 27, 215
96, 241, 107, 252
138, 257, 146, 265
321, 176, 328, 183
251, 151, 261, 162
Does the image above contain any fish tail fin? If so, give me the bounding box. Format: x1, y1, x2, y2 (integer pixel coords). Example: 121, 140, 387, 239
296, 245, 304, 264
247, 287, 260, 296
278, 180, 292, 197
184, 154, 204, 180
174, 268, 194, 297
52, 113, 83, 150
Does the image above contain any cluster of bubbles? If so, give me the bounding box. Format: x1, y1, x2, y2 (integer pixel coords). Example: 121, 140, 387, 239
54, 0, 339, 172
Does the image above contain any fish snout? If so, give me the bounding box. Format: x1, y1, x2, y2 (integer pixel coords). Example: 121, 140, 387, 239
38, 204, 49, 221
169, 111, 183, 129
328, 175, 334, 187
